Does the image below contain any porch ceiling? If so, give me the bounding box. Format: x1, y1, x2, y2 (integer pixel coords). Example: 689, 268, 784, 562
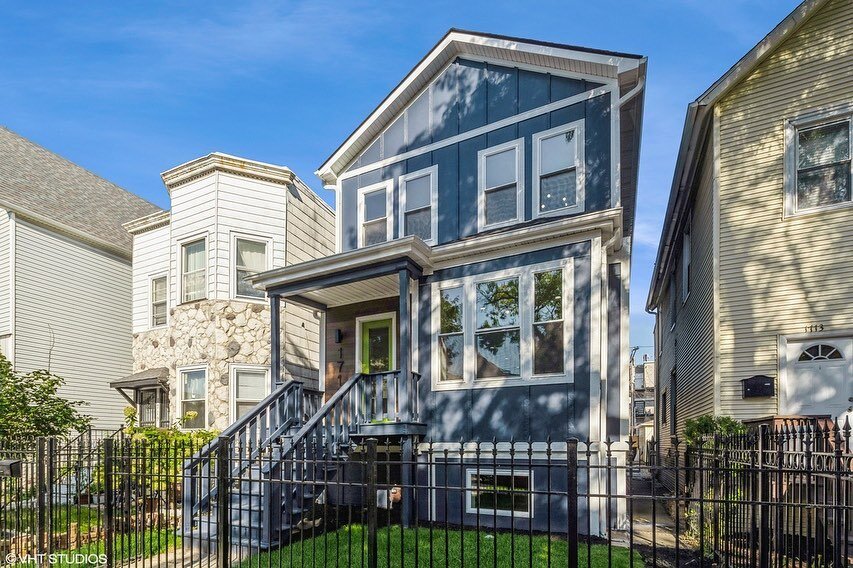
300, 274, 400, 308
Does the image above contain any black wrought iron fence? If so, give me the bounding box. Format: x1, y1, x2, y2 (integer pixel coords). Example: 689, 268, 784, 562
0, 422, 850, 567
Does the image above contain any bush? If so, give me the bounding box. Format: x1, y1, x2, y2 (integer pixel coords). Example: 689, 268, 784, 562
684, 414, 745, 447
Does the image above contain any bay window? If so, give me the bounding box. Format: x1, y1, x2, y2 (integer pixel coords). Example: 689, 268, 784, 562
181, 238, 206, 302
434, 259, 573, 389
533, 121, 585, 218
478, 139, 524, 230
234, 236, 268, 299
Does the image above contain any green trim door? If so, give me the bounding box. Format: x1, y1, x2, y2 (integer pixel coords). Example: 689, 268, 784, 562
360, 318, 394, 373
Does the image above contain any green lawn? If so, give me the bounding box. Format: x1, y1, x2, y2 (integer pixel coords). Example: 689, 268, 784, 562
55, 529, 181, 568
14, 505, 104, 533
235, 524, 644, 567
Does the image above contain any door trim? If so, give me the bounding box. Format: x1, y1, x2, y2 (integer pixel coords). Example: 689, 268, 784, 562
779, 331, 853, 416
355, 311, 397, 374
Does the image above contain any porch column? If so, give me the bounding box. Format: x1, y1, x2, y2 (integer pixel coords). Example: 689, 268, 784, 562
270, 294, 281, 388
398, 268, 414, 528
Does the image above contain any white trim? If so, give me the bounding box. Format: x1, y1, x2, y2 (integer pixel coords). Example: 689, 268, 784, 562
230, 364, 271, 424
148, 272, 169, 329
177, 364, 208, 430
318, 311, 326, 392
779, 330, 853, 417
177, 232, 209, 304
431, 257, 575, 391
465, 468, 533, 519
532, 121, 586, 219
398, 165, 438, 245
354, 311, 398, 373
338, 86, 613, 183
7, 211, 15, 365
230, 231, 273, 302
357, 180, 394, 248
712, 106, 722, 415
783, 103, 853, 218
477, 138, 525, 231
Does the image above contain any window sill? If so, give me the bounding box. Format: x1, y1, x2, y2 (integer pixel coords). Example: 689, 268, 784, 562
433, 374, 573, 391
232, 295, 267, 304
532, 204, 585, 221
784, 199, 853, 219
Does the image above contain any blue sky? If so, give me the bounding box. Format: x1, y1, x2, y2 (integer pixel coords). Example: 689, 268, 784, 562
0, 1, 800, 357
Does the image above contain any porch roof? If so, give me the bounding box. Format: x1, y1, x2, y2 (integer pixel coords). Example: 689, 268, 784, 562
110, 367, 169, 390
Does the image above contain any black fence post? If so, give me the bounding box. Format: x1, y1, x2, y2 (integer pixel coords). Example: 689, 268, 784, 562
567, 438, 578, 568
216, 435, 231, 568
758, 425, 770, 568
832, 422, 843, 568
35, 438, 47, 558
103, 438, 115, 568
366, 438, 378, 568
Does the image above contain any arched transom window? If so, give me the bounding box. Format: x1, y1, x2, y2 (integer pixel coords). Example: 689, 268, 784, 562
798, 344, 844, 362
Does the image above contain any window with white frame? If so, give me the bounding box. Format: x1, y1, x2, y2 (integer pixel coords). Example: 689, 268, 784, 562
234, 237, 268, 299
181, 239, 206, 302
358, 181, 392, 247
478, 139, 524, 230
533, 122, 585, 217
150, 275, 167, 327
466, 469, 532, 518
434, 260, 572, 388
681, 220, 691, 303
786, 110, 852, 215
232, 367, 268, 421
180, 368, 206, 429
400, 166, 437, 243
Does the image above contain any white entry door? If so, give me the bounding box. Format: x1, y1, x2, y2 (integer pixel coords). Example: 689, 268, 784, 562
785, 338, 853, 424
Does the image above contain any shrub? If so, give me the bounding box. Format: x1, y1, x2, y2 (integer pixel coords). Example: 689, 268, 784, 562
684, 414, 746, 447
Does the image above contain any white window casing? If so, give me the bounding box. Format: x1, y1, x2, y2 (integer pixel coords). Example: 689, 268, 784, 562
532, 121, 585, 219
398, 165, 438, 244
431, 258, 574, 391
178, 365, 207, 430
149, 274, 168, 328
357, 180, 394, 248
231, 364, 270, 423
231, 233, 272, 301
465, 468, 533, 518
179, 235, 207, 303
784, 104, 853, 217
477, 138, 525, 231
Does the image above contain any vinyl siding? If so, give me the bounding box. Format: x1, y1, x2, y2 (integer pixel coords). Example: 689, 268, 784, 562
169, 176, 217, 303
14, 220, 132, 427
715, 0, 853, 419
131, 225, 169, 333
0, 210, 11, 334
656, 136, 717, 451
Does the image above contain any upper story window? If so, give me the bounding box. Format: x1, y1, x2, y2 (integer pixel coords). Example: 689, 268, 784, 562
533, 122, 585, 218
785, 108, 852, 216
668, 273, 677, 330
478, 139, 524, 231
234, 236, 268, 299
358, 181, 393, 247
181, 238, 206, 303
433, 259, 572, 389
681, 219, 691, 304
399, 165, 437, 244
150, 275, 167, 327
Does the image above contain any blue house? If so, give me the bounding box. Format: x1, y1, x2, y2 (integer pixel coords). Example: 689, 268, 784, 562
186, 30, 646, 545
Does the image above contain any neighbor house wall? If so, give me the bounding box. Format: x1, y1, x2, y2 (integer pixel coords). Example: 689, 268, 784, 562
14, 219, 132, 427
0, 210, 11, 336
715, 0, 853, 420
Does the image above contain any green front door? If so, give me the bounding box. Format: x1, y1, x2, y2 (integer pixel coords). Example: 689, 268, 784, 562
360, 318, 394, 373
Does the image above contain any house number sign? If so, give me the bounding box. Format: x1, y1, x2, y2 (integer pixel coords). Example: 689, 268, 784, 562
803, 323, 825, 333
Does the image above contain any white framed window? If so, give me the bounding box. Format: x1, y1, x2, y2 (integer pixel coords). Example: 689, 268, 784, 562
785, 106, 852, 216
179, 366, 207, 430
232, 234, 271, 300
231, 365, 270, 422
399, 165, 438, 244
358, 180, 393, 247
532, 121, 585, 218
180, 237, 207, 303
681, 218, 691, 304
477, 138, 524, 231
466, 469, 533, 518
432, 258, 573, 390
149, 274, 167, 328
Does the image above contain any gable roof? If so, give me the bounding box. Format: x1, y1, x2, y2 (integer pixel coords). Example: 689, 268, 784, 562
646, 0, 831, 310
0, 127, 162, 258
316, 28, 645, 186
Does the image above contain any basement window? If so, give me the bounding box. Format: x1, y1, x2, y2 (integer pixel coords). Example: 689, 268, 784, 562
466, 469, 532, 518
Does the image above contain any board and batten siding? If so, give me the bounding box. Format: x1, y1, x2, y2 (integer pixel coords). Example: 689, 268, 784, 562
715, 0, 853, 419
14, 219, 132, 427
131, 224, 169, 333
656, 136, 717, 452
0, 210, 12, 335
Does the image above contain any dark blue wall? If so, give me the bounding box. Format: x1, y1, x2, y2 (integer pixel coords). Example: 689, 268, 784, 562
339, 60, 612, 252
416, 242, 592, 442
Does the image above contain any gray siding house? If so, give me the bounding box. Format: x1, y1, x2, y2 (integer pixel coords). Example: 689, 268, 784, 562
242, 30, 646, 536
0, 126, 161, 427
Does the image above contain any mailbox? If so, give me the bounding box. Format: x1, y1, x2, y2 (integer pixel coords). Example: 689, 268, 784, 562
0, 459, 22, 478
741, 375, 775, 398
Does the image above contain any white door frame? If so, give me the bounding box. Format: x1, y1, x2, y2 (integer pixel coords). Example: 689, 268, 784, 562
779, 330, 853, 417
354, 311, 397, 373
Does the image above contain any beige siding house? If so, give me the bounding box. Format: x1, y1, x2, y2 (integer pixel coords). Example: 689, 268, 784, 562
649, 0, 853, 444
0, 127, 162, 427
117, 153, 334, 431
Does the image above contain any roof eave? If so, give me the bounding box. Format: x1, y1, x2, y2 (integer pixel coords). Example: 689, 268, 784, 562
162, 152, 295, 191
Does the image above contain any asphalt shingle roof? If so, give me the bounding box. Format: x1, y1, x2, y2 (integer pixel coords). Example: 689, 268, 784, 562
0, 126, 162, 255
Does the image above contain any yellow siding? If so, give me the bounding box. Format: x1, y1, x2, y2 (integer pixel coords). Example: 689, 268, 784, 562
716, 0, 853, 420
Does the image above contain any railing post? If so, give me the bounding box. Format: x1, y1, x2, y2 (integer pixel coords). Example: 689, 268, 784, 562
567, 438, 579, 568
35, 438, 47, 558
758, 425, 770, 568
270, 294, 281, 389
216, 435, 231, 567
366, 438, 378, 568
398, 269, 411, 422
832, 421, 843, 568
103, 438, 115, 568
